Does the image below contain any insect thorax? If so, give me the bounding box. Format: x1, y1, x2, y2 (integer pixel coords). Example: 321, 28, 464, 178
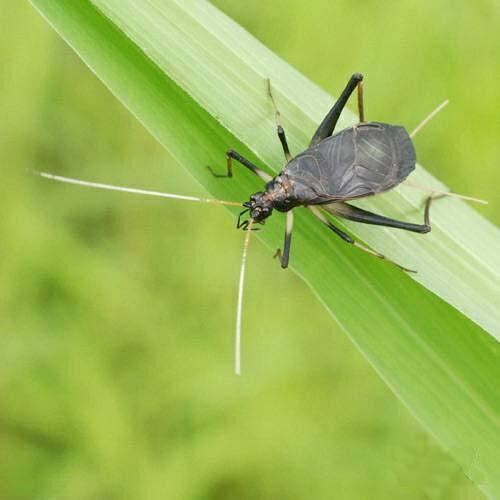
263, 174, 302, 212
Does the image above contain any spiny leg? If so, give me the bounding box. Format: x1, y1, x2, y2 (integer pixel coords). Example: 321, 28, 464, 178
273, 211, 294, 268
308, 206, 416, 273
325, 202, 431, 233
267, 79, 292, 162
208, 149, 272, 183
310, 72, 364, 147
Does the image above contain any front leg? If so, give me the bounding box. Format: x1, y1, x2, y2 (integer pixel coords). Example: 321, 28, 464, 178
274, 211, 294, 268
208, 149, 272, 183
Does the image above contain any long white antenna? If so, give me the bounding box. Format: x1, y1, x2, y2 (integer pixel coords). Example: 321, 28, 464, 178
401, 180, 488, 204
405, 101, 488, 204
235, 220, 253, 375
410, 99, 449, 138
36, 171, 242, 207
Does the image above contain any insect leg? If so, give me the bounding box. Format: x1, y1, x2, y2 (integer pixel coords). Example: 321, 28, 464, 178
357, 78, 365, 123
273, 211, 294, 269
267, 79, 293, 162
208, 150, 272, 183
308, 206, 416, 273
310, 73, 363, 147
325, 202, 431, 233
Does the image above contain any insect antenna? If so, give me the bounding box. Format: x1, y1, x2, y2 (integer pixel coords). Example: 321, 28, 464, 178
409, 99, 449, 138
405, 101, 488, 204
35, 171, 242, 207
401, 180, 488, 204
235, 219, 253, 375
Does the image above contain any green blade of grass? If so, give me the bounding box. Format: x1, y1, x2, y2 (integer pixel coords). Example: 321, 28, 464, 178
30, 0, 500, 496
93, 0, 500, 341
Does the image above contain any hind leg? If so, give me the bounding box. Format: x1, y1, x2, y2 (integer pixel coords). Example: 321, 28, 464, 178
326, 201, 432, 233
308, 206, 416, 273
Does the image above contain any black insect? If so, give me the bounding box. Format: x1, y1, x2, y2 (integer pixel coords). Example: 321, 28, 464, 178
38, 73, 477, 373
210, 73, 434, 272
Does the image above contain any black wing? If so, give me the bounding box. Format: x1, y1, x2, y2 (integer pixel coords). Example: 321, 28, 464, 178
284, 122, 416, 203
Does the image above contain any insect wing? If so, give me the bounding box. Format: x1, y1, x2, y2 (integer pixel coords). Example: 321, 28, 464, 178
285, 122, 416, 202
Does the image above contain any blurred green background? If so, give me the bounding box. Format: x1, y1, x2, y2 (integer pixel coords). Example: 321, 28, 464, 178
1, 1, 498, 499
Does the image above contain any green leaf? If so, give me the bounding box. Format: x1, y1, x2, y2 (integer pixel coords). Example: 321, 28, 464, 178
30, 0, 500, 496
